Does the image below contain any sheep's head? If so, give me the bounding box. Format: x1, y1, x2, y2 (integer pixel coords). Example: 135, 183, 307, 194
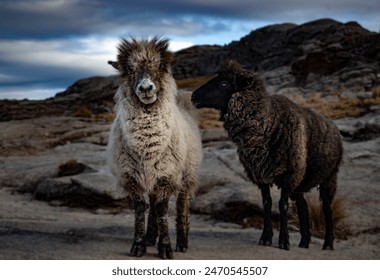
191, 60, 256, 114
109, 37, 173, 105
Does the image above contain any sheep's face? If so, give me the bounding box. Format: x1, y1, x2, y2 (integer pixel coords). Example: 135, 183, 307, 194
192, 60, 255, 114
191, 75, 235, 113
110, 37, 173, 105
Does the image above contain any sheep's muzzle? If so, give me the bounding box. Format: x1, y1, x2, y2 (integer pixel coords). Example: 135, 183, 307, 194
135, 76, 158, 104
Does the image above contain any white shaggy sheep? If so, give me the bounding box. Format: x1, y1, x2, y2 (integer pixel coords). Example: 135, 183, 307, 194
107, 37, 202, 259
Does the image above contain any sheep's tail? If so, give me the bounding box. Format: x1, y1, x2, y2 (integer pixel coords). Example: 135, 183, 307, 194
176, 90, 199, 122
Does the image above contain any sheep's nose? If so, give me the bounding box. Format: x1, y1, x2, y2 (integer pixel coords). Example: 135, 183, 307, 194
139, 84, 153, 92
137, 78, 156, 93
191, 94, 196, 102
191, 93, 199, 106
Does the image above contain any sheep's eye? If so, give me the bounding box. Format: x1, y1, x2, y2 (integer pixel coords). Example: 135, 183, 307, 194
220, 81, 229, 88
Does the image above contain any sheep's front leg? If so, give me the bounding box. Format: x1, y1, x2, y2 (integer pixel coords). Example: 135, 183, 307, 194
176, 189, 189, 252
278, 187, 290, 250
156, 191, 174, 259
259, 184, 273, 246
130, 194, 147, 257
146, 193, 158, 246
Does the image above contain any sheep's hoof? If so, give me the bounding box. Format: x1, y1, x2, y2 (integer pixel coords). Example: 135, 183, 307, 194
158, 238, 174, 259
278, 241, 290, 250
298, 243, 309, 248
130, 242, 146, 257
158, 244, 174, 259
175, 244, 188, 253
298, 238, 310, 248
259, 230, 273, 246
176, 236, 188, 253
259, 239, 272, 246
322, 244, 334, 250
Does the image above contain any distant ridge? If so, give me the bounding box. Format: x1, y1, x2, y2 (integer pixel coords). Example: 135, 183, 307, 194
172, 18, 379, 90
1, 18, 379, 121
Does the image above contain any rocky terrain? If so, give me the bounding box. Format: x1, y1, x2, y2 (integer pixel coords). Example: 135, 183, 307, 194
0, 18, 379, 259
0, 110, 379, 259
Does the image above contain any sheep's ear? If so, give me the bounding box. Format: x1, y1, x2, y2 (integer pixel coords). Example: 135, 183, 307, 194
108, 61, 120, 71
116, 38, 135, 74
156, 38, 173, 71
161, 50, 173, 66
237, 73, 256, 89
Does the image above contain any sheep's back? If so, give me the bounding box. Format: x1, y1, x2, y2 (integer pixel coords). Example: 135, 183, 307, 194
225, 92, 342, 190
271, 95, 343, 191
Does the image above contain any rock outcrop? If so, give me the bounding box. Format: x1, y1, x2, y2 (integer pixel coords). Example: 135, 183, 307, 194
0, 76, 120, 121
173, 19, 380, 93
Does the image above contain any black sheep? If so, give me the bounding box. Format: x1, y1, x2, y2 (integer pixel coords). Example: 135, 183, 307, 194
192, 60, 343, 250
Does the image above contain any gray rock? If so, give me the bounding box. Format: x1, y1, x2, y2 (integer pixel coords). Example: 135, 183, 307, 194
34, 171, 123, 204
275, 87, 305, 98
0, 142, 107, 192
200, 128, 229, 143
197, 147, 247, 194
321, 95, 340, 101
333, 112, 380, 140
191, 182, 281, 217
261, 66, 295, 89
340, 91, 372, 99
338, 139, 380, 233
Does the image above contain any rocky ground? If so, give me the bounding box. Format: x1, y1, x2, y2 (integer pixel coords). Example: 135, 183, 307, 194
0, 110, 379, 259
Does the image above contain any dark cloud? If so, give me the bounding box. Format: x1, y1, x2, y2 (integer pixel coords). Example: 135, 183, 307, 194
0, 60, 89, 89
2, 0, 378, 40
0, 0, 379, 100
0, 0, 114, 39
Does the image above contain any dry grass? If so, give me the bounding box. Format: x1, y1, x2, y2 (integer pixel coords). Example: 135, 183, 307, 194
290, 92, 380, 119
72, 106, 115, 122
176, 75, 212, 89
223, 193, 350, 241
74, 106, 92, 118
198, 108, 224, 129
372, 86, 380, 99
95, 112, 115, 122
289, 194, 351, 240
175, 76, 224, 129
58, 159, 86, 177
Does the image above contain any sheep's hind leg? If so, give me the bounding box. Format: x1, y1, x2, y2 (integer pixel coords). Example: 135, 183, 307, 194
293, 193, 311, 248
130, 194, 147, 257
156, 191, 174, 259
146, 193, 158, 246
258, 184, 273, 246
176, 189, 190, 252
320, 173, 337, 250
278, 187, 290, 250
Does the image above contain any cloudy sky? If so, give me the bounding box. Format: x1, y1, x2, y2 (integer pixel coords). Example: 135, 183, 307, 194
0, 0, 379, 100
